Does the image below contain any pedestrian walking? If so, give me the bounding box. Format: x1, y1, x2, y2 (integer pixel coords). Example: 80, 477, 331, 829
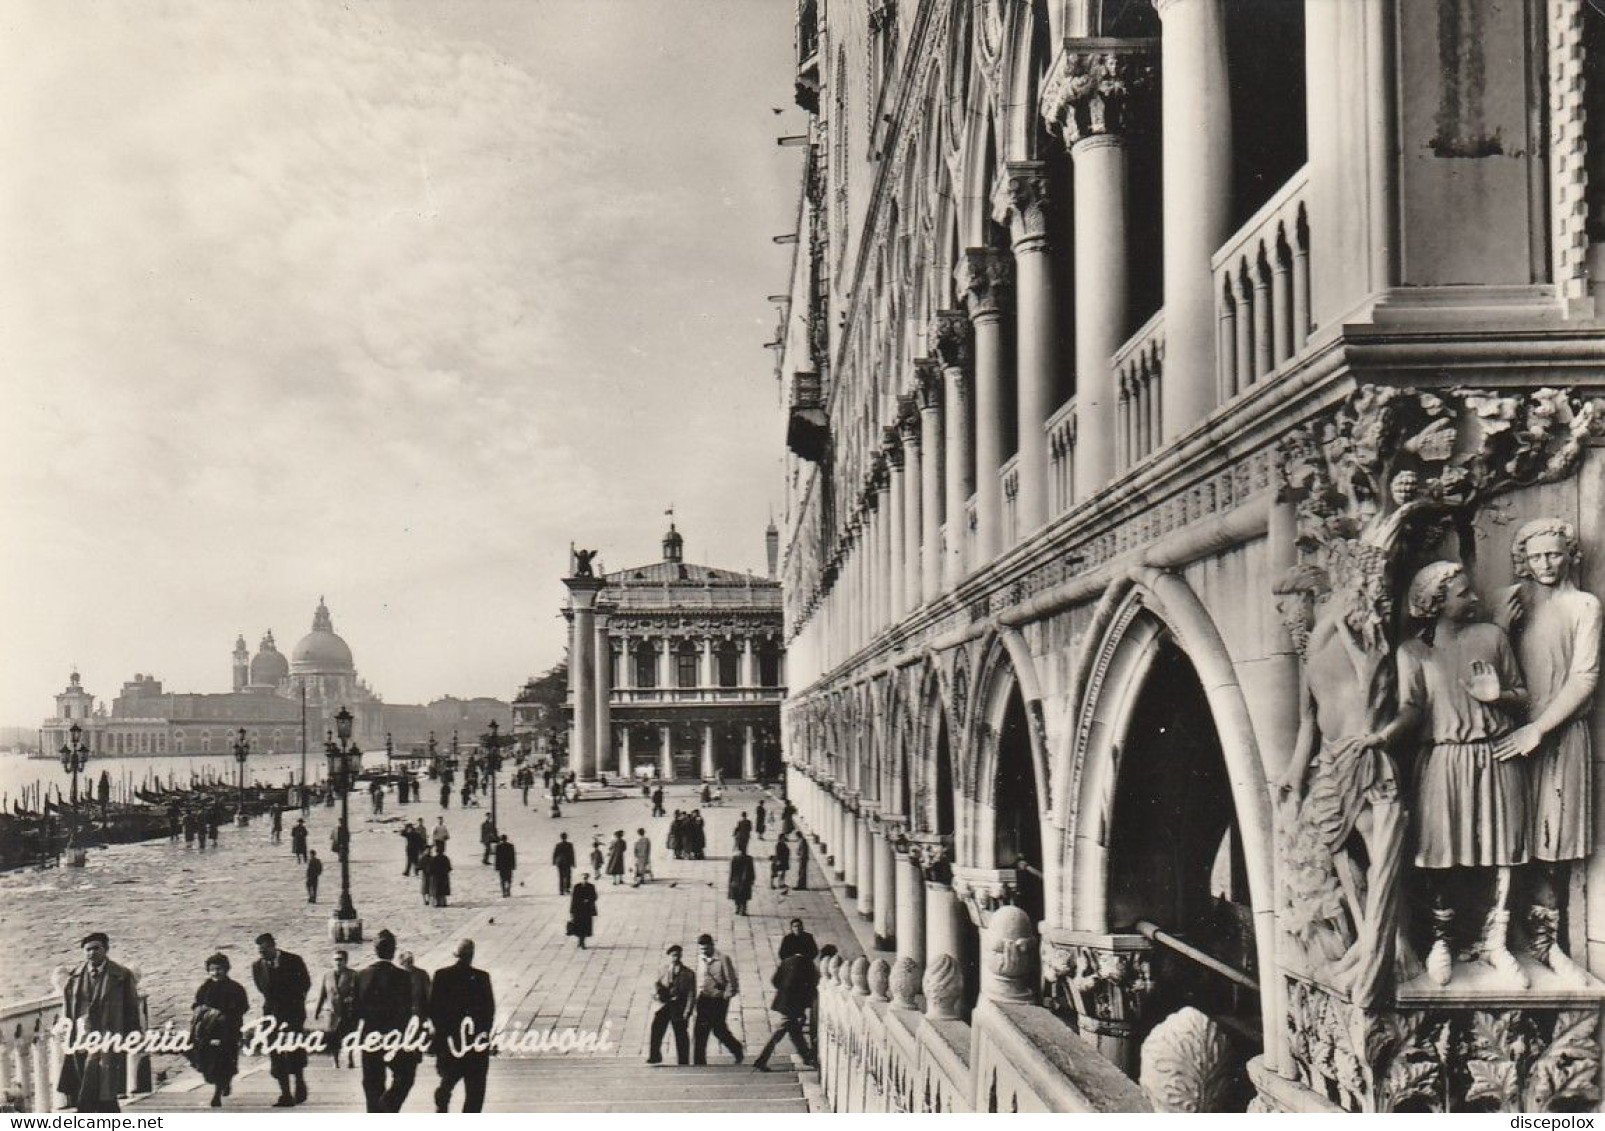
306, 850, 323, 903
755, 801, 767, 839
187, 953, 250, 1107
251, 933, 311, 1107
494, 834, 516, 897
794, 834, 810, 890
691, 934, 743, 1064
401, 821, 425, 876
291, 819, 308, 863
313, 950, 357, 1069
568, 874, 598, 949
728, 847, 756, 916
606, 830, 627, 885
57, 932, 142, 1113
520, 769, 532, 808
647, 944, 695, 1065
733, 812, 753, 854
440, 780, 452, 809
778, 918, 819, 960
668, 811, 684, 859
353, 930, 420, 1113
552, 832, 575, 894
398, 952, 431, 1017
480, 814, 497, 865
651, 785, 665, 818
426, 843, 453, 908
330, 820, 349, 858
632, 828, 652, 886
430, 940, 495, 1113
431, 816, 450, 852
751, 951, 818, 1071
770, 836, 791, 889
589, 839, 605, 876
270, 804, 284, 844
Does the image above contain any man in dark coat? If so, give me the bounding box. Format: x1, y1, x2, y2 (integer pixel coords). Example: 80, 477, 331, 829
646, 944, 696, 1065
777, 918, 819, 961
794, 834, 810, 890
270, 804, 283, 843
290, 819, 308, 863
494, 834, 516, 897
426, 843, 452, 908
770, 837, 791, 889
57, 932, 143, 1112
306, 851, 323, 903
430, 939, 495, 1112
651, 785, 665, 818
754, 801, 767, 839
551, 832, 575, 894
251, 932, 311, 1107
752, 951, 819, 1071
568, 874, 598, 949
727, 847, 756, 916
733, 813, 753, 854
354, 930, 420, 1112
480, 815, 497, 865
400, 822, 424, 876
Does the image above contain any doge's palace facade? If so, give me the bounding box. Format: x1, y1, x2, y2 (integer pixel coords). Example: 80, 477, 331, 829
775, 0, 1605, 1113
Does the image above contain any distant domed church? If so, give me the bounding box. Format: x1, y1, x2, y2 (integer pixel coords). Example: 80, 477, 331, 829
43, 597, 511, 759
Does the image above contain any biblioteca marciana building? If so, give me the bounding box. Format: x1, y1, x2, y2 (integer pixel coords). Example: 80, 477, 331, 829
774, 0, 1605, 1114
559, 523, 786, 782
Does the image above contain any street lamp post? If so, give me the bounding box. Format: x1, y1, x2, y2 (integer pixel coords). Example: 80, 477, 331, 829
324, 706, 364, 943
58, 723, 90, 866
480, 720, 505, 836
233, 728, 251, 826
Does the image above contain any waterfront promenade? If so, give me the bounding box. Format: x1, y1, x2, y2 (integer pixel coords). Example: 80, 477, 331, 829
3, 779, 854, 1112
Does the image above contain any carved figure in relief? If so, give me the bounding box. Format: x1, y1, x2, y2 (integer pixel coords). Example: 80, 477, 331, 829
1494, 519, 1602, 986
1399, 561, 1530, 987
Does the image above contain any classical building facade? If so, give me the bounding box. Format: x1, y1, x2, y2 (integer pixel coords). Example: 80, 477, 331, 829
777, 0, 1605, 1114
41, 599, 510, 759
561, 524, 785, 781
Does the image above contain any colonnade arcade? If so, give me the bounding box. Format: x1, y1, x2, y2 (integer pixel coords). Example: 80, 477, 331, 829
785, 566, 1276, 1083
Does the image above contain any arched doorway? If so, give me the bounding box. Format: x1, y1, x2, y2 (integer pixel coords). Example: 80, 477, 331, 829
1106, 634, 1261, 1087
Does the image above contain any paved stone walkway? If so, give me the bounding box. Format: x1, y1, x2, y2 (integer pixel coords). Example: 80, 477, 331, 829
61, 779, 857, 1111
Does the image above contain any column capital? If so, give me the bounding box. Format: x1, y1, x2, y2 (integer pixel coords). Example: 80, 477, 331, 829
895, 394, 921, 443
955, 248, 1013, 321
1000, 160, 1052, 249
933, 310, 972, 371
1042, 38, 1159, 147
913, 357, 943, 410
881, 425, 905, 470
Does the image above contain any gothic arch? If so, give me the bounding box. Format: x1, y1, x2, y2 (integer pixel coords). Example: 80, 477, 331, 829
958, 626, 1050, 870
1055, 566, 1277, 1048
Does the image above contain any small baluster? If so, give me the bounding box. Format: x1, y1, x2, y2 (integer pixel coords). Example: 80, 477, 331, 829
1232, 263, 1254, 391
1271, 226, 1292, 367
1252, 246, 1273, 380
1292, 204, 1311, 349
1217, 276, 1238, 401
1116, 374, 1131, 471
1148, 347, 1163, 457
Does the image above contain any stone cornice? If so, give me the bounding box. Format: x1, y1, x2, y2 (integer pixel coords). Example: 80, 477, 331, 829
1041, 38, 1158, 147
956, 248, 1013, 321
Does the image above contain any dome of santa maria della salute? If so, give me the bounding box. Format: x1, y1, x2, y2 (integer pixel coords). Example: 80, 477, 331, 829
290, 597, 355, 674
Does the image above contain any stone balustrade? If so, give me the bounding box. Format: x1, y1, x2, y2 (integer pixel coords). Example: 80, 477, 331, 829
1046, 398, 1077, 518
0, 992, 152, 1113
1113, 312, 1164, 472
1212, 164, 1311, 401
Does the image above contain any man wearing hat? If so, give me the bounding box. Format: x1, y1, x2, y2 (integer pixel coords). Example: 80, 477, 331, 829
354, 929, 421, 1112
251, 933, 312, 1107
57, 932, 143, 1112
691, 934, 743, 1065
647, 944, 695, 1065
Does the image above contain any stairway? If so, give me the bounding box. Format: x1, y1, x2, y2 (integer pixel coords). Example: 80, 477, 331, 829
132, 1055, 811, 1113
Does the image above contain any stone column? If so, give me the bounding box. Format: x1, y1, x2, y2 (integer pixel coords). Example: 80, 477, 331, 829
563, 575, 605, 780
742, 636, 758, 687
957, 249, 1011, 566
703, 637, 716, 687
617, 634, 632, 690
840, 799, 856, 886
873, 822, 897, 950
870, 460, 890, 633
657, 636, 671, 690
741, 724, 756, 780
935, 312, 973, 588
895, 845, 927, 971
914, 361, 944, 602
1047, 40, 1157, 501
659, 724, 673, 781
883, 427, 906, 623
1155, 0, 1233, 441
700, 723, 716, 780
1004, 162, 1054, 535
896, 396, 922, 615
594, 614, 612, 777
856, 805, 876, 920
619, 725, 632, 778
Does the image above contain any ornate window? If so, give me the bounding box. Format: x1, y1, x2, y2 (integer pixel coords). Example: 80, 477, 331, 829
717, 643, 741, 688
676, 642, 700, 689
634, 644, 658, 689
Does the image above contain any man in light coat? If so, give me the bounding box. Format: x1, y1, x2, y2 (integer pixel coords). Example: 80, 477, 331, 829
57, 932, 143, 1112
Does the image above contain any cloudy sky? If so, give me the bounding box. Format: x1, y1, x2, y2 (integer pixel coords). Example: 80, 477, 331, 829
0, 0, 802, 725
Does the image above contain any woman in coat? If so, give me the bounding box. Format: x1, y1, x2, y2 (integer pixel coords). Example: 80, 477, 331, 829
605, 830, 628, 885
189, 954, 249, 1107
568, 873, 599, 949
